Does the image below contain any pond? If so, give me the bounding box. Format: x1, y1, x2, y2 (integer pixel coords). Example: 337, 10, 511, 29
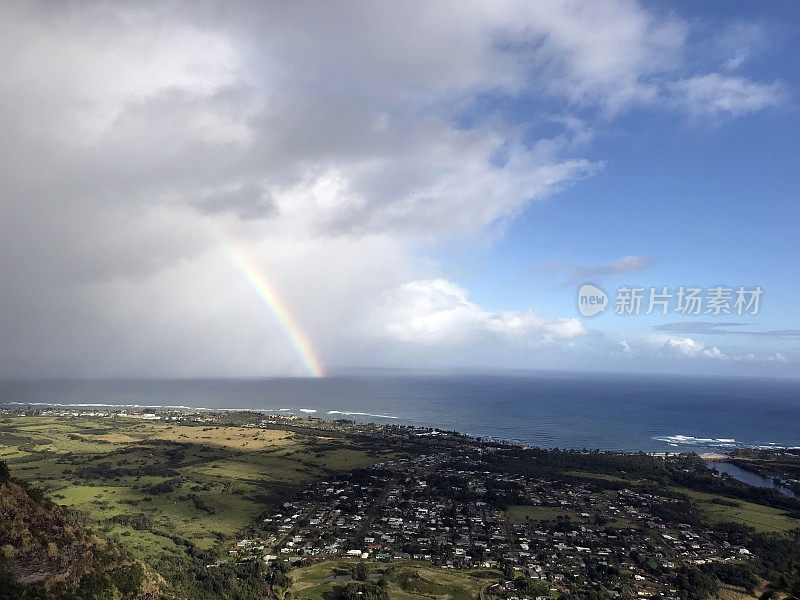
706, 460, 798, 499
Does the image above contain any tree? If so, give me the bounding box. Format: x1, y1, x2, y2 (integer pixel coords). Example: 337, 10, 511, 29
353, 562, 369, 582
761, 561, 800, 600
516, 576, 549, 596
673, 566, 718, 600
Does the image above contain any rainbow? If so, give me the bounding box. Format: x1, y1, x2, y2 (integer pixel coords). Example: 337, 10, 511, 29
212, 230, 324, 378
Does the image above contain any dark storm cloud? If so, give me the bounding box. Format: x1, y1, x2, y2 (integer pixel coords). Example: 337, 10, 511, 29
193, 184, 277, 220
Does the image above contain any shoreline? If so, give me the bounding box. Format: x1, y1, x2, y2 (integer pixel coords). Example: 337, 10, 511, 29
4, 404, 798, 456
699, 453, 729, 461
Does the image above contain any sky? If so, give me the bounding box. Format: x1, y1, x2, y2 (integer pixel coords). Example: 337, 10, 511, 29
0, 1, 798, 379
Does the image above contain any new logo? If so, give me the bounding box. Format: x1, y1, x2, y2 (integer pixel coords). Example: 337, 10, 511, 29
578, 284, 608, 317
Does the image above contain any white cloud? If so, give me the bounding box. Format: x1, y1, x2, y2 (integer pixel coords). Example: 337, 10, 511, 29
668, 74, 787, 119
377, 279, 586, 347
593, 333, 727, 361
714, 22, 768, 72
734, 352, 787, 363
659, 336, 726, 360
606, 333, 792, 366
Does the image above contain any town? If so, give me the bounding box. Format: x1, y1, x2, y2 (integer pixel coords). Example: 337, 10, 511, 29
230, 448, 758, 599
3, 406, 797, 600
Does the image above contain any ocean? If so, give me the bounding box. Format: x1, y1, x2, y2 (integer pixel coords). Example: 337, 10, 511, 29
1, 373, 798, 453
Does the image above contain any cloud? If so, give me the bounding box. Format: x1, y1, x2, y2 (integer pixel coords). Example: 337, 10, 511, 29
734, 352, 787, 363
668, 74, 787, 119
375, 279, 586, 347
272, 138, 601, 237
652, 322, 800, 339
193, 184, 277, 220
602, 333, 793, 365
570, 255, 655, 280
714, 22, 768, 71
659, 336, 726, 360
533, 255, 654, 284
588, 332, 727, 361
0, 1, 791, 377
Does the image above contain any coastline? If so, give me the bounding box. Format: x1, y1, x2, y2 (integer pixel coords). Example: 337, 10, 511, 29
699, 452, 729, 461
3, 375, 800, 455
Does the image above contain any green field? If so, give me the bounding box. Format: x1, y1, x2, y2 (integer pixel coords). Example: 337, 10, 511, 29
0, 415, 396, 558
506, 505, 587, 524
289, 559, 498, 600
564, 470, 631, 482
505, 504, 635, 530
673, 487, 799, 533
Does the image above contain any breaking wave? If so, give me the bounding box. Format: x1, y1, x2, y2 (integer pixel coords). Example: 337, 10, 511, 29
653, 434, 800, 450
327, 410, 399, 420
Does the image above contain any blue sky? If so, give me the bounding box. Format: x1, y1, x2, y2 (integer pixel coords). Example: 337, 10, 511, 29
0, 1, 797, 378
430, 1, 800, 374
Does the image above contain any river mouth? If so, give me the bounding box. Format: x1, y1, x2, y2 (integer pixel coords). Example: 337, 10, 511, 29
706, 460, 798, 499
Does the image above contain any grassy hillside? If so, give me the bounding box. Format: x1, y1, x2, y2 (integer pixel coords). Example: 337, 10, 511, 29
673, 487, 799, 533
0, 462, 161, 599
0, 415, 396, 565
